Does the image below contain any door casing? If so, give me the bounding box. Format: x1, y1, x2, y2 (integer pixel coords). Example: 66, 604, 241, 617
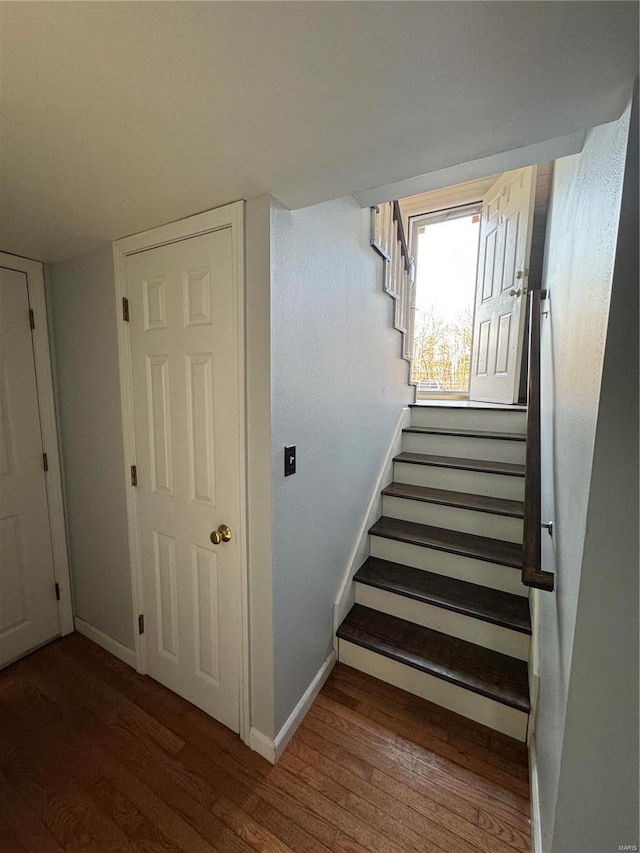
0, 252, 74, 647
112, 202, 250, 745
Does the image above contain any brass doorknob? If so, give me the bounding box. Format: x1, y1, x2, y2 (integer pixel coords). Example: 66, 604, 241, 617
509, 288, 522, 298
210, 524, 232, 545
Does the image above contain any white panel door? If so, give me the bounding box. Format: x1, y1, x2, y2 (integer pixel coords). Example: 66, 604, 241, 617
469, 167, 536, 403
0, 267, 59, 668
126, 227, 240, 732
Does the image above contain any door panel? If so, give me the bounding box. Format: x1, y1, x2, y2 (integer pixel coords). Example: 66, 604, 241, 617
495, 312, 512, 375
482, 226, 499, 301
477, 320, 491, 376
126, 227, 240, 732
469, 167, 536, 403
0, 267, 59, 667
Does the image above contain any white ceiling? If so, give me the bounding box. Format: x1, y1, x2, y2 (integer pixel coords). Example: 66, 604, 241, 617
0, 2, 637, 263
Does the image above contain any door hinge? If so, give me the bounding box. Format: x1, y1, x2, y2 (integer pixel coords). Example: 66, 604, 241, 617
138, 614, 145, 635
130, 464, 137, 486
55, 582, 60, 601
42, 452, 49, 472
122, 297, 130, 322
29, 308, 35, 329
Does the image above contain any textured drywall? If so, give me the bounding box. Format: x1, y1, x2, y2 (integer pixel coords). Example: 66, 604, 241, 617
534, 105, 632, 851
549, 92, 639, 853
245, 196, 275, 738
46, 195, 413, 741
270, 196, 412, 732
49, 246, 134, 648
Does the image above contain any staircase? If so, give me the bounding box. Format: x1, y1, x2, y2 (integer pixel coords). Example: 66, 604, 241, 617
336, 402, 531, 742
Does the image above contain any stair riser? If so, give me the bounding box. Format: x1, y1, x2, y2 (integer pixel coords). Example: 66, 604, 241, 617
338, 640, 528, 740
394, 461, 525, 500
355, 584, 530, 660
370, 535, 528, 597
410, 407, 527, 434
382, 495, 523, 543
403, 432, 526, 465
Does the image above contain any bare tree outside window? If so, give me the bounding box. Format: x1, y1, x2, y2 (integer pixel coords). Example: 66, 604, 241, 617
413, 304, 473, 392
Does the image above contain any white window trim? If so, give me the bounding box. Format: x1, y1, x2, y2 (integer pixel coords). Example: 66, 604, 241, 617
408, 203, 482, 398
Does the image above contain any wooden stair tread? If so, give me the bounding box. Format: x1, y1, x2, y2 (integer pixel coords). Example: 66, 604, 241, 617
395, 451, 525, 478
369, 516, 523, 569
409, 402, 527, 411
337, 604, 530, 713
404, 426, 525, 441
382, 482, 524, 518
354, 557, 531, 634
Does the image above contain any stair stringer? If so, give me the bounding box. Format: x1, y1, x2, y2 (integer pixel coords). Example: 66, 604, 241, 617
370, 203, 417, 398
333, 406, 411, 646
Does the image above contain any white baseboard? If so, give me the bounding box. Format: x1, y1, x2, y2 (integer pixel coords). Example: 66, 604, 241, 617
333, 406, 411, 638
74, 617, 136, 669
529, 736, 543, 853
248, 727, 276, 763
249, 649, 336, 764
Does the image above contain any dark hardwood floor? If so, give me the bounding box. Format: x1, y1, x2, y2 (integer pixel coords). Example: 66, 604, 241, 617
0, 634, 531, 852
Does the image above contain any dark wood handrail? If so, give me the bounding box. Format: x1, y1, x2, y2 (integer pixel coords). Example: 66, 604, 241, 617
392, 200, 412, 274
522, 288, 554, 591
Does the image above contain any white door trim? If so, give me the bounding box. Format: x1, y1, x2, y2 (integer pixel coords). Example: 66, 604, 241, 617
0, 252, 74, 636
112, 202, 250, 745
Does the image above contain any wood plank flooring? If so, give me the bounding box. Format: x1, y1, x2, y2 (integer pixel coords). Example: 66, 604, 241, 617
0, 634, 531, 852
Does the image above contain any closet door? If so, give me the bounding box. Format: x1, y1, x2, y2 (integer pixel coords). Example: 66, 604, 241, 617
125, 224, 242, 732
0, 265, 59, 668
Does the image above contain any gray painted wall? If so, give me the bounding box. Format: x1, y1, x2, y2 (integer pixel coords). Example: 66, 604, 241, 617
45, 197, 411, 741
48, 246, 134, 649
534, 103, 635, 851
270, 196, 412, 731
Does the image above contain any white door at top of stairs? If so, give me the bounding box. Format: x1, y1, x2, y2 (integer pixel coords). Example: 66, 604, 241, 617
469, 167, 536, 404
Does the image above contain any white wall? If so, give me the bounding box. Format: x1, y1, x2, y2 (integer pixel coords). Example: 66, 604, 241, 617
245, 196, 275, 738
269, 196, 412, 732
549, 92, 639, 853
534, 102, 635, 851
48, 246, 134, 648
